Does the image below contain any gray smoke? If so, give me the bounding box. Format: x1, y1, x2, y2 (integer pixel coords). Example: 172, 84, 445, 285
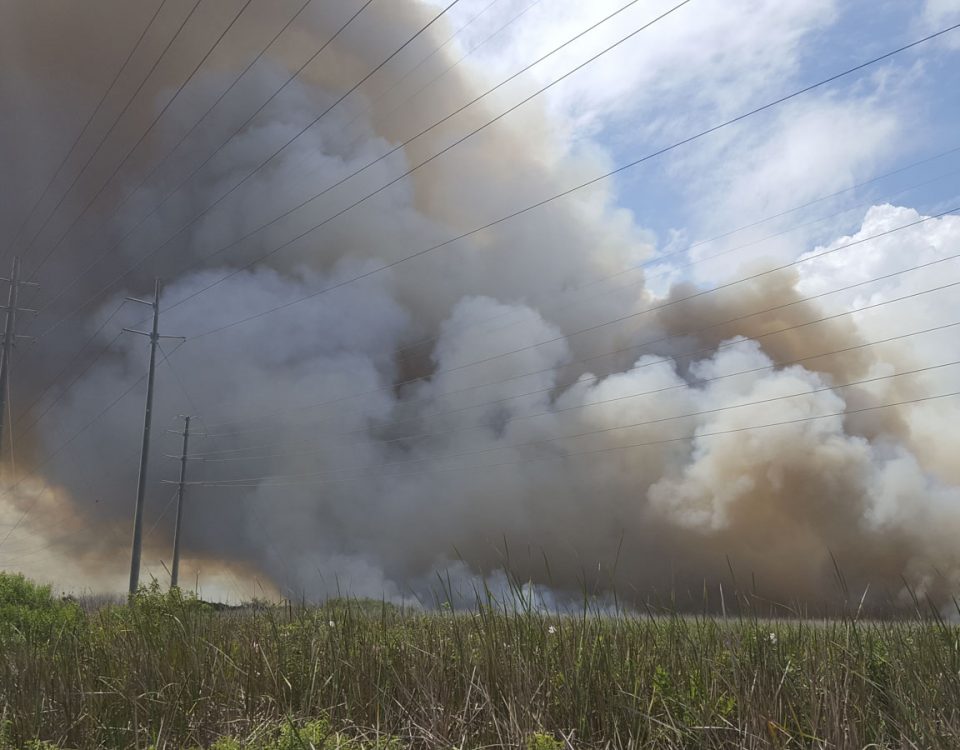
2, 0, 960, 610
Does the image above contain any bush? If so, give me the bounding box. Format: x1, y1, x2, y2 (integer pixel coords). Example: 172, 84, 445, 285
0, 572, 81, 644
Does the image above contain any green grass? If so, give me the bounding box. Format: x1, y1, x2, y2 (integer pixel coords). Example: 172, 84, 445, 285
0, 574, 959, 748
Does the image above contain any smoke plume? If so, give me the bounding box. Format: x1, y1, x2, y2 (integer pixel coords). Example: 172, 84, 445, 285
2, 0, 959, 610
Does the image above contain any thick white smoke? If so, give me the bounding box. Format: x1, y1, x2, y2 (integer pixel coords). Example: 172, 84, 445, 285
1, 0, 959, 609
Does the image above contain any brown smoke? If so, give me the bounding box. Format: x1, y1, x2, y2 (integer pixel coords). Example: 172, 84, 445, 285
1, 0, 959, 611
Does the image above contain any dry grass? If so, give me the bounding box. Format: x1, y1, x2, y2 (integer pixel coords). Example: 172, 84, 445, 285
1, 575, 959, 748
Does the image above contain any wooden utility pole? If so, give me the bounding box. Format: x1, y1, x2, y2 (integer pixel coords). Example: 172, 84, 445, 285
123, 279, 181, 597
170, 415, 191, 588
0, 257, 37, 460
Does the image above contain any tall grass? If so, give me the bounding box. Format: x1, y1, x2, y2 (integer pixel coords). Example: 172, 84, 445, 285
1, 574, 959, 748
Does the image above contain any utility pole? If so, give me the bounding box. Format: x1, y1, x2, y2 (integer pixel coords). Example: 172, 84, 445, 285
170, 415, 191, 589
123, 279, 182, 597
0, 257, 37, 461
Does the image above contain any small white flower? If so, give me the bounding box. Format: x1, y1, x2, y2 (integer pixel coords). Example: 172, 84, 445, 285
768, 632, 778, 645
328, 620, 336, 628
548, 625, 557, 635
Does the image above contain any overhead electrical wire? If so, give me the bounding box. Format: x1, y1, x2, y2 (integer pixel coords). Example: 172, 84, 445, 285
10, 309, 952, 550
13, 15, 960, 372
1, 0, 169, 262
21, 141, 955, 436
27, 11, 957, 387
11, 0, 685, 420
333, 163, 960, 381
187, 251, 960, 451
0, 338, 187, 550
17, 0, 356, 300
174, 385, 960, 489
68, 0, 693, 336
191, 318, 960, 462
41, 0, 534, 315
21, 0, 261, 286
11, 0, 498, 434
26, 0, 457, 326
5, 13, 956, 457
14, 0, 205, 269
189, 260, 960, 447
184, 205, 960, 435
13, 0, 541, 406
3, 9, 959, 578
147, 21, 960, 346
13, 187, 958, 447
12, 0, 661, 429
16, 0, 314, 294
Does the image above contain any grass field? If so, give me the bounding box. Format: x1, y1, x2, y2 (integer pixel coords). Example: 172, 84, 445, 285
1, 573, 959, 749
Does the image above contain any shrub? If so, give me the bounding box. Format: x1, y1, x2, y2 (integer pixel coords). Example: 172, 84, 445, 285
0, 572, 82, 644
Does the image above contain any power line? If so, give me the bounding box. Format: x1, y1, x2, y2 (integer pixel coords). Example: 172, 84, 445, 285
188, 245, 960, 450
13, 189, 954, 462
27, 0, 453, 329
11, 0, 466, 435
112, 0, 516, 311
15, 0, 205, 269
154, 342, 298, 587
22, 0, 314, 297
189, 318, 960, 463
149, 21, 960, 344
184, 205, 959, 430
18, 146, 957, 436
32, 188, 945, 454
34, 6, 953, 359
158, 0, 666, 297
80, 0, 693, 335
21, 0, 260, 287
11, 301, 128, 430
25, 0, 538, 345
1, 0, 169, 261
288, 161, 959, 387
189, 265, 960, 448
9, 0, 691, 412
176, 385, 960, 489
0, 338, 187, 551
5, 16, 944, 488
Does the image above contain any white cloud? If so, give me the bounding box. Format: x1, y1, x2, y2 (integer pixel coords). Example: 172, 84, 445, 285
675, 95, 901, 278
922, 0, 960, 26
428, 0, 837, 139
919, 0, 960, 49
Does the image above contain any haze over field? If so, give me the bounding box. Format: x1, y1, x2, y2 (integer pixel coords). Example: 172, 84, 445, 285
1, 0, 959, 608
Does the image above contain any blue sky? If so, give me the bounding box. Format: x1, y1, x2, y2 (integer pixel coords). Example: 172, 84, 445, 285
604, 0, 960, 253
428, 0, 960, 287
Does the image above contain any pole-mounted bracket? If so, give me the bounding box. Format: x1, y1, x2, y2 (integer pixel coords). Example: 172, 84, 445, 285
125, 296, 155, 308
